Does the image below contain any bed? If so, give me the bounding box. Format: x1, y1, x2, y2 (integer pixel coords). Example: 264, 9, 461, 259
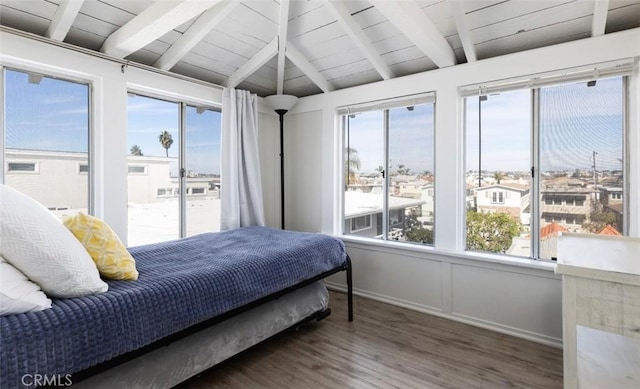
0, 226, 352, 389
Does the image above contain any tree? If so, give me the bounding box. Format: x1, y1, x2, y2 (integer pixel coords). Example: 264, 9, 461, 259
158, 130, 174, 157
404, 209, 433, 244
345, 147, 361, 186
130, 145, 143, 156
493, 171, 505, 184
582, 210, 619, 233
396, 164, 411, 175
466, 210, 521, 253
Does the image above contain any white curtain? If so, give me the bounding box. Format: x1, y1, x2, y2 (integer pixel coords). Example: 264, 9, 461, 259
220, 88, 266, 230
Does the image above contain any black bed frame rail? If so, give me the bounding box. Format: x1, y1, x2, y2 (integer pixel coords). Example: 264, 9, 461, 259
69, 255, 353, 385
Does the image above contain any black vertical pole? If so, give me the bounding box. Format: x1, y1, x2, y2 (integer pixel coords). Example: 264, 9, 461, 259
478, 96, 482, 190
276, 109, 287, 230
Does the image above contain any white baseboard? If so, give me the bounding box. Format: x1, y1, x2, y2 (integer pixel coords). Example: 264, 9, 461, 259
325, 281, 563, 349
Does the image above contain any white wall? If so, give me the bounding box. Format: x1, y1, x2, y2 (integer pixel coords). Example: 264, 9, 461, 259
289, 28, 640, 346
0, 31, 281, 243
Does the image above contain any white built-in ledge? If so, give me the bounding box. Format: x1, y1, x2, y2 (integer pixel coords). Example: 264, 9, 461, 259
555, 232, 640, 389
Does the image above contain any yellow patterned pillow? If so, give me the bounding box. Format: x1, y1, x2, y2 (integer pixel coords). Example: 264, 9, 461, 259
63, 213, 138, 281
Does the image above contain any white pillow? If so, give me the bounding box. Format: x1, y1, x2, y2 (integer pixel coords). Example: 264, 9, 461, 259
0, 255, 52, 315
0, 185, 108, 298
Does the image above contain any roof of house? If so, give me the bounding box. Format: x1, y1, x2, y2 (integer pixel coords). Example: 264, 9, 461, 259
344, 191, 424, 218
604, 203, 624, 214
598, 225, 622, 236
540, 222, 568, 239
476, 184, 530, 194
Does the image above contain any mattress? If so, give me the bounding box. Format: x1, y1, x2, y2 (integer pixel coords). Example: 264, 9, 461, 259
0, 226, 347, 388
74, 282, 329, 389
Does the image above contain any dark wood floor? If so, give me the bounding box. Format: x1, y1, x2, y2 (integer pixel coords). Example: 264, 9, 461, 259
177, 291, 563, 388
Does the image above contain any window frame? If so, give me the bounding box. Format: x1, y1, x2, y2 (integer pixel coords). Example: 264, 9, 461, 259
126, 89, 220, 243
339, 93, 436, 246
462, 72, 630, 261
1, 66, 94, 214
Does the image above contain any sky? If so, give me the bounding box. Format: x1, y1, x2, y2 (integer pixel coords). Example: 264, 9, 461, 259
4, 69, 221, 175
5, 69, 89, 152
346, 103, 435, 174
4, 67, 623, 177
127, 94, 221, 175
465, 76, 624, 173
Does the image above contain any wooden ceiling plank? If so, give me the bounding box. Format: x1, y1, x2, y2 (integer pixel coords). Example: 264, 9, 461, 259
592, 0, 609, 36
46, 0, 85, 41
226, 38, 278, 88
285, 42, 334, 93
369, 0, 456, 67
101, 0, 221, 58
448, 0, 476, 62
276, 0, 291, 94
326, 0, 393, 80
154, 1, 238, 70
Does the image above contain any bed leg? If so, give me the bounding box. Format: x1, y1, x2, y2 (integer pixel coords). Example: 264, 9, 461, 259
346, 255, 353, 322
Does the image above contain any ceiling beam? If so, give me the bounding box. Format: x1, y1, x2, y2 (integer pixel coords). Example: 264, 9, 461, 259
101, 0, 221, 58
46, 0, 84, 41
591, 0, 609, 37
276, 0, 291, 94
226, 38, 278, 88
285, 43, 334, 93
370, 0, 456, 68
326, 0, 393, 80
154, 1, 238, 70
448, 0, 476, 63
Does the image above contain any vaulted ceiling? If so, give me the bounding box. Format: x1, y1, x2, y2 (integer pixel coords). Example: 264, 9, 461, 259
1, 0, 639, 98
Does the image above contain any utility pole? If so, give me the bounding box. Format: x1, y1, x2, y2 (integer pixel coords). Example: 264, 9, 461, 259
591, 151, 598, 188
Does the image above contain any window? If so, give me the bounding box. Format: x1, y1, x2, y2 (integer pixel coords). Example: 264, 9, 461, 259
185, 105, 221, 237
491, 191, 505, 204
342, 95, 435, 245
350, 215, 371, 232
79, 164, 89, 173
127, 94, 220, 246
7, 162, 36, 172
3, 68, 90, 220
128, 165, 146, 174
465, 74, 627, 260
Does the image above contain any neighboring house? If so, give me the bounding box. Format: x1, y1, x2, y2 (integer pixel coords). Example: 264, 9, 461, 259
420, 183, 434, 226
394, 179, 425, 198
507, 221, 568, 259
540, 186, 596, 229
126, 155, 178, 204
344, 191, 425, 239
476, 184, 531, 225
5, 149, 219, 210
5, 149, 90, 211
600, 186, 623, 205
599, 186, 624, 232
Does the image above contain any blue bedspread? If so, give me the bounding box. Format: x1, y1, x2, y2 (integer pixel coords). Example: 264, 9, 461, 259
0, 227, 346, 388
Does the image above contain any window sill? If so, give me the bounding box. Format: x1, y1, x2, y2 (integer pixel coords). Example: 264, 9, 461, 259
339, 235, 557, 273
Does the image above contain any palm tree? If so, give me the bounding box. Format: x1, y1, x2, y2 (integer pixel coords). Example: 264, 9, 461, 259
493, 171, 505, 184
130, 145, 143, 156
158, 130, 173, 157
345, 147, 361, 187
